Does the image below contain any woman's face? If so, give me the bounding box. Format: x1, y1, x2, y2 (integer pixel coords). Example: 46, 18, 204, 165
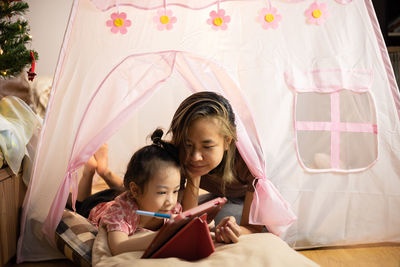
183, 117, 230, 177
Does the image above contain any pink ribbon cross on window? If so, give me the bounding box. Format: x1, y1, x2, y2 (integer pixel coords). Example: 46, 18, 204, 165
295, 92, 377, 169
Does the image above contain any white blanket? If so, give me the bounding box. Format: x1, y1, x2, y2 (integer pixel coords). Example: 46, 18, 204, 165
92, 228, 319, 267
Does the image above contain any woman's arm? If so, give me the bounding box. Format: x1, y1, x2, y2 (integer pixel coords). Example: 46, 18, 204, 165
239, 191, 264, 234
214, 191, 263, 243
107, 230, 158, 256
235, 153, 264, 234
181, 176, 201, 211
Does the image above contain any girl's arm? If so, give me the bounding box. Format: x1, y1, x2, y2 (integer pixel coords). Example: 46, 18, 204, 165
107, 230, 158, 256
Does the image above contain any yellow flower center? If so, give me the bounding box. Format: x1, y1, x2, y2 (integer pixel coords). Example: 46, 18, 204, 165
213, 17, 223, 26
312, 9, 322, 18
265, 14, 274, 23
114, 18, 124, 27
160, 15, 170, 24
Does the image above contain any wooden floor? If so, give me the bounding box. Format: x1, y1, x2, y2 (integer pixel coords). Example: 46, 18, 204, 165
298, 243, 400, 267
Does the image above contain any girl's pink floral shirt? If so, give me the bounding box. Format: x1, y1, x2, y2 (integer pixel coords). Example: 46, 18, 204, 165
88, 191, 182, 235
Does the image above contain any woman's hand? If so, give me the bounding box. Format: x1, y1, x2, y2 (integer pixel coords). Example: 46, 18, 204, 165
208, 219, 215, 231
215, 216, 241, 243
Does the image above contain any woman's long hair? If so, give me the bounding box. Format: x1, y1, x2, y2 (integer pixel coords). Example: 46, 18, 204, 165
168, 91, 237, 192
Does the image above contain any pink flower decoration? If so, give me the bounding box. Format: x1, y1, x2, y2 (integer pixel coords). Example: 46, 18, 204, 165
207, 9, 230, 31
106, 12, 132, 34
153, 9, 177, 31
305, 2, 329, 25
257, 7, 282, 30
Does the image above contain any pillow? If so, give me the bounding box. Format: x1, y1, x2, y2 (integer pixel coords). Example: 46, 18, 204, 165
93, 228, 319, 267
29, 74, 53, 118
0, 74, 33, 107
55, 209, 98, 267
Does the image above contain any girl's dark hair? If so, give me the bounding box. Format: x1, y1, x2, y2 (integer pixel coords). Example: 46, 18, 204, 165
123, 129, 180, 193
168, 91, 237, 190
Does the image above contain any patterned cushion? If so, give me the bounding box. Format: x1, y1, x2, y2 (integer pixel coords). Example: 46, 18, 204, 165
55, 209, 98, 267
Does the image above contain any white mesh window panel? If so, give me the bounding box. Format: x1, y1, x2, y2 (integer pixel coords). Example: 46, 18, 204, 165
294, 90, 378, 172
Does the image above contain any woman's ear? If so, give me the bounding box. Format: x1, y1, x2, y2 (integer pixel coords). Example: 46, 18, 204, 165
224, 136, 233, 150
129, 181, 140, 197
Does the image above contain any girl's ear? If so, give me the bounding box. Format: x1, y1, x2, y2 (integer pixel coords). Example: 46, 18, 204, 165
224, 136, 233, 150
129, 181, 140, 197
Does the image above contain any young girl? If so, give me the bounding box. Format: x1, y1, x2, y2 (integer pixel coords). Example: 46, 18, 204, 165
86, 129, 182, 256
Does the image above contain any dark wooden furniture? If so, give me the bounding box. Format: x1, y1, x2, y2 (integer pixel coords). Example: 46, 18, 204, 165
0, 167, 25, 265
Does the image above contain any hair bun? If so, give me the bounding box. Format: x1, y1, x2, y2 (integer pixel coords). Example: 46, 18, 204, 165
151, 128, 164, 146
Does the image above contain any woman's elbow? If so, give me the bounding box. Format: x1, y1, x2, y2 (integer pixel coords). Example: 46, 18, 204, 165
240, 224, 264, 234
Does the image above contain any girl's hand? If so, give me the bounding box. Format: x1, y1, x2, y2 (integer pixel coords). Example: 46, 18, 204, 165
215, 216, 241, 243
170, 213, 179, 220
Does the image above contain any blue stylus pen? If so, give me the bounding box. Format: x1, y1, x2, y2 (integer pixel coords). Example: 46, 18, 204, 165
136, 210, 171, 219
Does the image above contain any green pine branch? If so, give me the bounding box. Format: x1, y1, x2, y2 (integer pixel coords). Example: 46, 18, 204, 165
0, 20, 29, 44
0, 1, 29, 17
0, 1, 38, 79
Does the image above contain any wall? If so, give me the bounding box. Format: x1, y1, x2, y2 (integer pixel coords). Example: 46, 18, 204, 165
25, 0, 73, 77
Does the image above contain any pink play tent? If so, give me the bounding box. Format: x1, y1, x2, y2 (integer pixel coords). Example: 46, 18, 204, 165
18, 0, 400, 262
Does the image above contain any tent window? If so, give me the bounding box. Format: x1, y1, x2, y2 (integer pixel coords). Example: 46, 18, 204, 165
294, 90, 378, 172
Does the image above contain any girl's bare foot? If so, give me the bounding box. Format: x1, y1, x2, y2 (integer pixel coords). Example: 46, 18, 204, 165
94, 144, 109, 178
83, 155, 97, 176
94, 143, 123, 189
78, 155, 97, 202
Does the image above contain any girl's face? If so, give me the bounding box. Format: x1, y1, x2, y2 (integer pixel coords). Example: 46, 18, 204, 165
183, 117, 231, 177
133, 162, 181, 216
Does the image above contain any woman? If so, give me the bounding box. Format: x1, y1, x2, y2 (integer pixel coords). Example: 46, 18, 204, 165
169, 91, 263, 243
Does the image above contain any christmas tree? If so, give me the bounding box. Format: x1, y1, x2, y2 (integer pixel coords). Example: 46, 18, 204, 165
0, 0, 38, 80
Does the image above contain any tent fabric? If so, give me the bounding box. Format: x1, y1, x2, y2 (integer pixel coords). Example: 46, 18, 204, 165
18, 0, 400, 262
